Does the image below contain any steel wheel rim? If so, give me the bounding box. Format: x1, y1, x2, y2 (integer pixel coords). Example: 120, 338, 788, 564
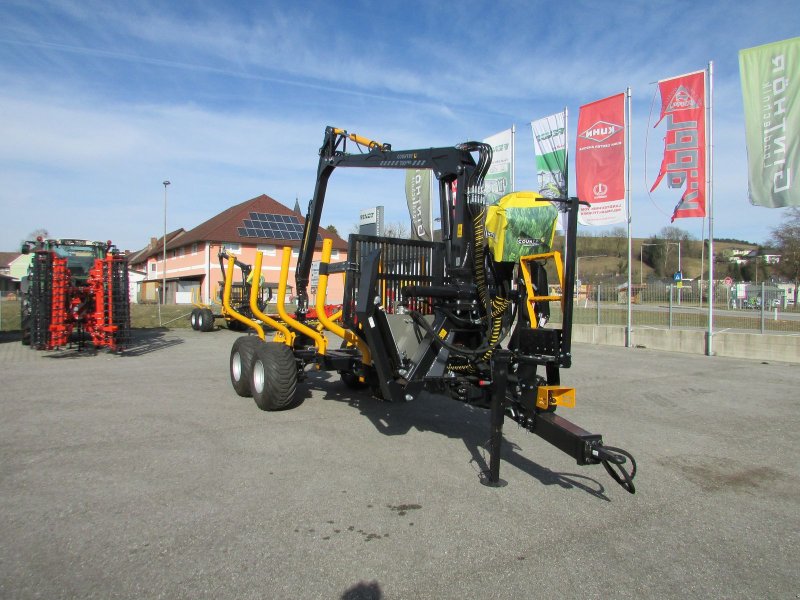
253, 359, 265, 394
232, 351, 242, 381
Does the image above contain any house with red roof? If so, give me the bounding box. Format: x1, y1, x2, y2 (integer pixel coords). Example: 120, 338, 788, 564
129, 194, 348, 305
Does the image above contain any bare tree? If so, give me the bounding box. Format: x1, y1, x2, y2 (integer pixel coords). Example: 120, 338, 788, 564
770, 207, 800, 304
382, 221, 410, 239
348, 221, 410, 239
602, 226, 627, 257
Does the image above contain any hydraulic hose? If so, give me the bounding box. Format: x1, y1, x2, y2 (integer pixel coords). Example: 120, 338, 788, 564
594, 445, 637, 494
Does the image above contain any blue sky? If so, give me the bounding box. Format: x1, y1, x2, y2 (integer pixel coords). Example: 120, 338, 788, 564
1, 0, 797, 251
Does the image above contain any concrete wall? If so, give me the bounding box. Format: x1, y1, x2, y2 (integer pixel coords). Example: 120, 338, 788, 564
572, 324, 800, 364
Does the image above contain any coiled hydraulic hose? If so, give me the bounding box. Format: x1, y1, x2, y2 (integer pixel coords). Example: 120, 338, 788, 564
594, 445, 637, 494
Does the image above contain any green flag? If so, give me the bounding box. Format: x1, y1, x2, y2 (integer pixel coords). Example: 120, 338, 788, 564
739, 37, 800, 207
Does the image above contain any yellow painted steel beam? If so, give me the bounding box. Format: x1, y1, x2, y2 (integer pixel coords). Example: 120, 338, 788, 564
315, 238, 371, 365
249, 251, 294, 346
275, 246, 327, 354
536, 386, 576, 410
519, 251, 564, 328
222, 254, 265, 340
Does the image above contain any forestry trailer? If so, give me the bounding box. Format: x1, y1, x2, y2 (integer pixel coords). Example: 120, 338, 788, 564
19, 238, 131, 351
225, 126, 637, 491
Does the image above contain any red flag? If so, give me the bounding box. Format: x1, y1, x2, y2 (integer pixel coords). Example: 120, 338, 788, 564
650, 70, 707, 221
576, 93, 626, 226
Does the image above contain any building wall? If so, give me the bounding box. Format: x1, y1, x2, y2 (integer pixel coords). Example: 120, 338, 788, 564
144, 241, 347, 305
9, 255, 32, 281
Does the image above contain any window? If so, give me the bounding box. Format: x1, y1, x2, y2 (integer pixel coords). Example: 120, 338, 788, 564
222, 243, 241, 255
150, 262, 156, 272
291, 247, 300, 257
257, 244, 277, 256
191, 243, 198, 255
330, 249, 339, 260
177, 246, 185, 257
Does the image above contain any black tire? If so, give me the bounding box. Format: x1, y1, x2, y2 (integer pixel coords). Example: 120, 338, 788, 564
200, 308, 215, 332
229, 336, 262, 397
250, 343, 299, 411
20, 305, 31, 346
338, 340, 367, 389
340, 370, 367, 389
227, 318, 248, 332
190, 308, 201, 330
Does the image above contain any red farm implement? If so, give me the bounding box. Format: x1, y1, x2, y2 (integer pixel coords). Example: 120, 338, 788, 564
20, 238, 131, 351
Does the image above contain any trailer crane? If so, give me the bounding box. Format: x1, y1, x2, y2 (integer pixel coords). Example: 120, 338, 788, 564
227, 126, 636, 492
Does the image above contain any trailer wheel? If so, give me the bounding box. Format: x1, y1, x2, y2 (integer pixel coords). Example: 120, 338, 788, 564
340, 371, 367, 389
20, 306, 31, 345
230, 336, 261, 397
227, 318, 248, 332
199, 308, 215, 332
190, 308, 201, 330
250, 343, 298, 411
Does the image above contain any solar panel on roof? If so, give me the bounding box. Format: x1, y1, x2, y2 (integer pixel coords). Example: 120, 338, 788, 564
238, 212, 304, 239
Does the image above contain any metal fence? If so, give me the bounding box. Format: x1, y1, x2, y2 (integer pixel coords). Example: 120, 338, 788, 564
3, 284, 798, 336
560, 280, 799, 334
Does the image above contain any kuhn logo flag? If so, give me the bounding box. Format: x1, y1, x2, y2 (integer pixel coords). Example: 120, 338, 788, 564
650, 70, 707, 221
576, 93, 626, 226
580, 121, 623, 143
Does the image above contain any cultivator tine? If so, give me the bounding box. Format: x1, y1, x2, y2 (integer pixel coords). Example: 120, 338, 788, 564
88, 255, 131, 351
48, 256, 70, 349
110, 256, 131, 349
30, 252, 53, 349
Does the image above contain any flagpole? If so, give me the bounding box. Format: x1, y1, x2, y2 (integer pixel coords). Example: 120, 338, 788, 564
706, 61, 715, 356
429, 170, 434, 238
564, 108, 570, 269
626, 87, 633, 347
564, 107, 569, 197
511, 124, 516, 192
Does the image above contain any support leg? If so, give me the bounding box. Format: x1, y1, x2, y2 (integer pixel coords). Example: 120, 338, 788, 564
480, 349, 510, 487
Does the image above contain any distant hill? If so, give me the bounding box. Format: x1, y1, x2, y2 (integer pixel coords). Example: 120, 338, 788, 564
551, 235, 759, 283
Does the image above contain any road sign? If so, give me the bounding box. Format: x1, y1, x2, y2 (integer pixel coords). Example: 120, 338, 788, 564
673, 271, 682, 282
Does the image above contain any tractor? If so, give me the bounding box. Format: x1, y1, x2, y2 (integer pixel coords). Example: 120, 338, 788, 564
224, 126, 636, 492
19, 238, 131, 351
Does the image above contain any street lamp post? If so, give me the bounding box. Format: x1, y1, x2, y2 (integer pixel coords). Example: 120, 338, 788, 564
576, 254, 608, 305
162, 180, 170, 324
663, 241, 681, 304
575, 254, 608, 286
640, 241, 682, 302
640, 243, 659, 286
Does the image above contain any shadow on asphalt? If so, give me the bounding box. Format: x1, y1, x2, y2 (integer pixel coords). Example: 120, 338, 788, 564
303, 370, 610, 500
122, 329, 185, 356
0, 331, 22, 344
0, 328, 183, 357
340, 580, 383, 600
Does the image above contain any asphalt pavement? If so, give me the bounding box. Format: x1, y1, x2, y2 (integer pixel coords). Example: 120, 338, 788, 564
1, 327, 798, 599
